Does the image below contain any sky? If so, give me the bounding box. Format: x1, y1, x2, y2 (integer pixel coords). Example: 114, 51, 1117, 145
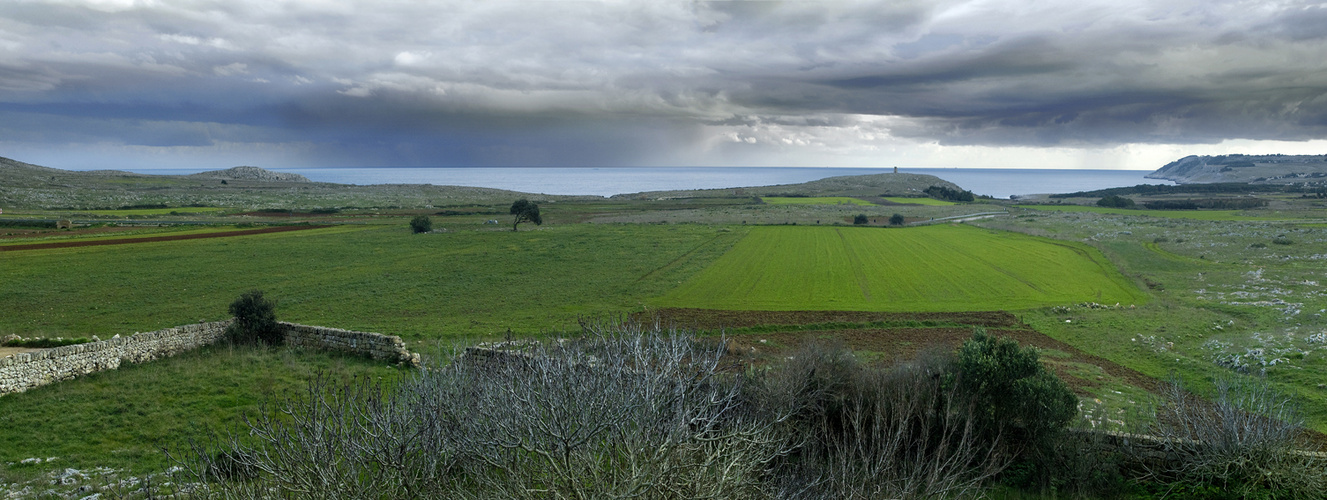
1, 0, 1326, 171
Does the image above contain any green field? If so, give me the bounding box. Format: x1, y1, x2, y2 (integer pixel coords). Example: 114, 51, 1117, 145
881, 196, 957, 206
0, 223, 741, 340
1014, 204, 1289, 221
657, 225, 1146, 311
761, 196, 874, 206
0, 345, 405, 474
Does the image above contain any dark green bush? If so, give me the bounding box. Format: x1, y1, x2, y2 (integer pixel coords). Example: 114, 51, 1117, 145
925, 185, 976, 202
226, 290, 282, 346
409, 215, 433, 234
952, 329, 1077, 453
852, 214, 868, 225
889, 213, 905, 225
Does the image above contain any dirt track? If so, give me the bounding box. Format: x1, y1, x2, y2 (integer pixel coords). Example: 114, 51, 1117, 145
0, 225, 331, 252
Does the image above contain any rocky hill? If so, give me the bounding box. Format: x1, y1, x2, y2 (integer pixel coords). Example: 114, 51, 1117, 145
189, 166, 310, 182
613, 172, 963, 200
1147, 154, 1327, 185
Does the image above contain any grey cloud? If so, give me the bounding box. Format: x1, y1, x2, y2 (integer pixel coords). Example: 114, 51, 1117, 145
2, 0, 1326, 167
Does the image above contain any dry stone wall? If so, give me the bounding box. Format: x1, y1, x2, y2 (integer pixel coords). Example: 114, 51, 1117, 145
0, 320, 231, 395
1, 320, 419, 396
280, 322, 419, 366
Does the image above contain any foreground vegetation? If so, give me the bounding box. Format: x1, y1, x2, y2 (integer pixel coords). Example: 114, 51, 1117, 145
172, 325, 1081, 499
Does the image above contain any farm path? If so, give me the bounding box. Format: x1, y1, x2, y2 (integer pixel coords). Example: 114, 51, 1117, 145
0, 347, 40, 358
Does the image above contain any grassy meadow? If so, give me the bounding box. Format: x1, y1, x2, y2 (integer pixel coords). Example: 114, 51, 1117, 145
0, 222, 743, 340
658, 225, 1146, 311
0, 345, 408, 474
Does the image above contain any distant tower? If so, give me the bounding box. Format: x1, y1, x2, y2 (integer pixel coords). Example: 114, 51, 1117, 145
893, 166, 898, 173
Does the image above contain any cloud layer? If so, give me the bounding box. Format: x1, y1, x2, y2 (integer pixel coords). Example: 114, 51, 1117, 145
2, 0, 1325, 169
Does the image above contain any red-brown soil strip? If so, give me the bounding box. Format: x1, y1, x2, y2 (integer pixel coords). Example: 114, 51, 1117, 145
641, 308, 1158, 395
0, 225, 331, 251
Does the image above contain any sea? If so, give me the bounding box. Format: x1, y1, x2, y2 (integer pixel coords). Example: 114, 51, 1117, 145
117, 167, 1172, 200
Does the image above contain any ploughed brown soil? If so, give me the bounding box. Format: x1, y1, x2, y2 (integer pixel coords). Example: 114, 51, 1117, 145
639, 308, 1159, 396
0, 224, 152, 240
0, 224, 331, 251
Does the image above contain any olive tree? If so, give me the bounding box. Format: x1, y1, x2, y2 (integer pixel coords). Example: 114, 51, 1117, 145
225, 290, 282, 346
510, 199, 542, 231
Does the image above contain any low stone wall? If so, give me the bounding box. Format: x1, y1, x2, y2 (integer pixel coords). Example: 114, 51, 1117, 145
280, 322, 419, 366
1, 320, 419, 396
0, 320, 232, 395
1065, 428, 1326, 472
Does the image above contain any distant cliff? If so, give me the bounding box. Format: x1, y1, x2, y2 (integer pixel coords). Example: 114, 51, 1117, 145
1147, 154, 1327, 185
189, 166, 310, 182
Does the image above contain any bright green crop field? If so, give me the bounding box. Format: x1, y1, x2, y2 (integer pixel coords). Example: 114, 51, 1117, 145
657, 225, 1146, 311
761, 196, 874, 206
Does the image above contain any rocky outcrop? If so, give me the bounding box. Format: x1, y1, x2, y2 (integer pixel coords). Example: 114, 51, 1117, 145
189, 166, 310, 182
1147, 154, 1327, 185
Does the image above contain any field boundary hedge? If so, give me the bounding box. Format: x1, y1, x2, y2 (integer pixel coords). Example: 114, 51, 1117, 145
0, 321, 418, 396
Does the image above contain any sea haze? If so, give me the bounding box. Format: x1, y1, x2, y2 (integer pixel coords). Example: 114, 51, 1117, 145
106, 167, 1172, 199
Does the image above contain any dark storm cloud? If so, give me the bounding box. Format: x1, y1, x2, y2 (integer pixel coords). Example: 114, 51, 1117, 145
2, 0, 1326, 168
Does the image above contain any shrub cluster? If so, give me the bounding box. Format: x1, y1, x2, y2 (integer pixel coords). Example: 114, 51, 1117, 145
178, 325, 1084, 499
924, 185, 976, 202
1097, 195, 1136, 208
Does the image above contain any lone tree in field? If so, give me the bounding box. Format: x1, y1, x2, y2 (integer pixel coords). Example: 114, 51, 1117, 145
409, 215, 433, 234
890, 213, 905, 226
510, 199, 542, 231
853, 214, 868, 225
226, 290, 282, 346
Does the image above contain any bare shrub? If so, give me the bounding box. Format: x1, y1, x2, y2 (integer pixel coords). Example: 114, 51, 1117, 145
756, 343, 1009, 499
178, 321, 796, 499
1145, 375, 1326, 498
